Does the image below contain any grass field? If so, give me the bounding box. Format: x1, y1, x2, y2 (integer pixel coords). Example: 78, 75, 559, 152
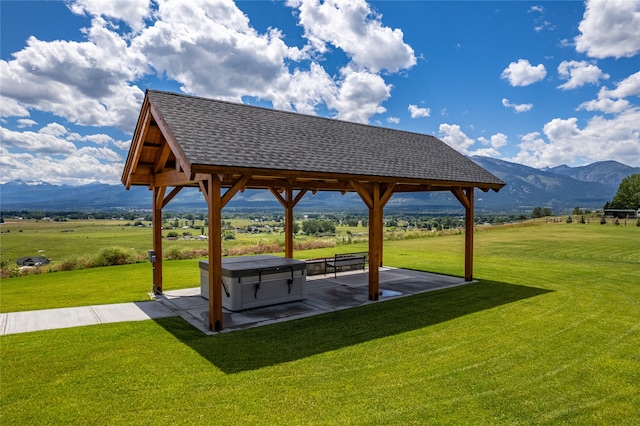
1, 220, 639, 424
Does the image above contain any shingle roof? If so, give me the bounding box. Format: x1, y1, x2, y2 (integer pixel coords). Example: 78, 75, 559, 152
142, 90, 504, 188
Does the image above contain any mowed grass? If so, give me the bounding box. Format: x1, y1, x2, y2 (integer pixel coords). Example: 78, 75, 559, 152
1, 221, 639, 424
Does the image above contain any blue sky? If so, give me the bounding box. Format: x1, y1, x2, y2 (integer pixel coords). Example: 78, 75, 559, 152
1, 0, 639, 185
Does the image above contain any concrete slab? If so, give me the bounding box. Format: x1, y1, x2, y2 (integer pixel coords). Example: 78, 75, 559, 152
157, 267, 473, 335
1, 268, 472, 336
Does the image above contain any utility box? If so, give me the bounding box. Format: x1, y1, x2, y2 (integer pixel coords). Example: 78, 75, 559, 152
200, 255, 307, 311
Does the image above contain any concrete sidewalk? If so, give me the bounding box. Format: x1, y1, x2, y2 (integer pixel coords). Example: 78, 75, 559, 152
0, 302, 175, 335
1, 268, 471, 336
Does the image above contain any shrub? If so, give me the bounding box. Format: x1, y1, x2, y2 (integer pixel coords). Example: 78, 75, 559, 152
91, 247, 136, 267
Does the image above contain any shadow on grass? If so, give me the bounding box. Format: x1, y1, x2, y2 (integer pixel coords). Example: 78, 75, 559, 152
154, 280, 552, 374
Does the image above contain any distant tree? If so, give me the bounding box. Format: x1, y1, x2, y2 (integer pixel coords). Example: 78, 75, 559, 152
542, 207, 552, 217
610, 174, 640, 209
566, 215, 573, 224
531, 207, 543, 218
572, 206, 582, 215
579, 215, 586, 224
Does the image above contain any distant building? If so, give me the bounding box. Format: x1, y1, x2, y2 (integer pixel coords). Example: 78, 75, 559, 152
16, 256, 51, 267
604, 208, 639, 219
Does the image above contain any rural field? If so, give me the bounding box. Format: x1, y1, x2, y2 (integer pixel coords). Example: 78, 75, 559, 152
1, 218, 638, 424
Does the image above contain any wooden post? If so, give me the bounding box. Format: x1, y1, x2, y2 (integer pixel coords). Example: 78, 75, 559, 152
269, 187, 307, 259
351, 181, 394, 301
285, 187, 294, 258
152, 186, 164, 294
464, 187, 474, 281
203, 176, 223, 331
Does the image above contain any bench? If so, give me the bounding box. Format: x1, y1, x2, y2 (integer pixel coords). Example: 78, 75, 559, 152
325, 252, 368, 278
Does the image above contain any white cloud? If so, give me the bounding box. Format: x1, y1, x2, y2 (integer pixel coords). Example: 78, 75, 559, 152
0, 126, 77, 154
557, 60, 609, 90
408, 104, 431, 118
600, 71, 640, 99
0, 18, 145, 131
575, 0, 640, 59
578, 71, 640, 114
69, 0, 153, 33
438, 123, 476, 154
476, 133, 508, 157
438, 124, 507, 157
501, 59, 547, 87
330, 68, 390, 123
387, 116, 400, 124
502, 98, 533, 113
578, 98, 630, 114
0, 146, 124, 185
287, 0, 416, 73
17, 119, 37, 128
508, 109, 640, 168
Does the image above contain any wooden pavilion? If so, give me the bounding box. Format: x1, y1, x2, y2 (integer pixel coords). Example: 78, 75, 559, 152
122, 90, 505, 331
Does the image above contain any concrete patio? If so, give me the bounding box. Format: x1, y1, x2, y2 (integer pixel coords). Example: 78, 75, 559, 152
156, 267, 472, 334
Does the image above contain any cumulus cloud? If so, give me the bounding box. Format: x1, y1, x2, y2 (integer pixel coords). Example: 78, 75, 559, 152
387, 116, 400, 124
17, 119, 37, 128
69, 0, 153, 32
502, 98, 533, 113
287, 0, 416, 73
408, 104, 431, 118
557, 60, 609, 90
575, 0, 640, 59
438, 123, 508, 157
501, 59, 547, 86
1, 125, 77, 154
476, 133, 508, 157
330, 68, 391, 123
0, 123, 124, 184
508, 109, 640, 168
0, 18, 146, 131
0, 146, 125, 185
600, 71, 640, 99
578, 71, 640, 114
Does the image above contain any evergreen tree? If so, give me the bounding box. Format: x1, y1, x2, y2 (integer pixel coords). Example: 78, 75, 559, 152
610, 174, 640, 209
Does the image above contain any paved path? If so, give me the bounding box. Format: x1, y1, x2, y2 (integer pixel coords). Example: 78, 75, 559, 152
0, 302, 175, 335
1, 269, 470, 336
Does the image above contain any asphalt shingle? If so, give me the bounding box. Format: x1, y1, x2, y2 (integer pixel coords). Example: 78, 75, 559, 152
147, 90, 505, 187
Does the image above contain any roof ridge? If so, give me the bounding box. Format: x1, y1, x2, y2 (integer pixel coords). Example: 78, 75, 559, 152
147, 89, 438, 140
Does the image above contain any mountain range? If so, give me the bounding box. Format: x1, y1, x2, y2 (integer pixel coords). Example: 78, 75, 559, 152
1, 157, 638, 214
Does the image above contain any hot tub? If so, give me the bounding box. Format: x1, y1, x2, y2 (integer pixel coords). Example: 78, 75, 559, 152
199, 255, 307, 311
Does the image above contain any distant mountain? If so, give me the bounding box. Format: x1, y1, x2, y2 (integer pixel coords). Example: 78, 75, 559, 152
544, 161, 640, 187
1, 158, 636, 213
468, 157, 620, 212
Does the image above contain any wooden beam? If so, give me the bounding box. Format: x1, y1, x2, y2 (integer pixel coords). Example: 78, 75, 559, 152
464, 187, 474, 281
154, 169, 193, 187
122, 103, 151, 188
350, 181, 373, 209
221, 175, 250, 208
162, 186, 183, 208
450, 187, 471, 209
268, 186, 307, 258
203, 175, 223, 331
152, 186, 165, 294
154, 141, 173, 173
368, 182, 382, 300
268, 186, 286, 208
148, 100, 193, 180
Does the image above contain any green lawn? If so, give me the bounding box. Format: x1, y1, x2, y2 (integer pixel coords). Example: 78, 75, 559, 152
1, 221, 639, 424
